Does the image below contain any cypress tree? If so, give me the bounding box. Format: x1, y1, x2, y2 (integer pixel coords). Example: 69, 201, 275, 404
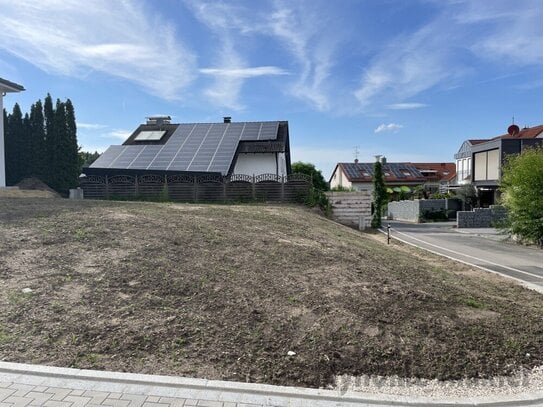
43, 94, 55, 186
371, 159, 387, 228
22, 112, 31, 178
29, 100, 47, 180
64, 99, 80, 189
47, 99, 67, 192
5, 103, 24, 185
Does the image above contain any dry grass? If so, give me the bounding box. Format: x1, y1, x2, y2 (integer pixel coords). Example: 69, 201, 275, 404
0, 198, 542, 388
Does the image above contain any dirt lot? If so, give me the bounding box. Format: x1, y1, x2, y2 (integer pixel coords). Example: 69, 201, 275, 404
0, 198, 542, 388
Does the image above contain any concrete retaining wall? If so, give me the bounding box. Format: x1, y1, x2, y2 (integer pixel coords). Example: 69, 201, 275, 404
387, 199, 461, 223
326, 191, 372, 229
457, 205, 507, 228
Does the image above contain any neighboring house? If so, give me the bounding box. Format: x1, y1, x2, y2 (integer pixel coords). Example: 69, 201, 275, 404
470, 124, 543, 206
411, 162, 456, 193
0, 77, 25, 188
86, 116, 292, 178
454, 139, 489, 185
329, 159, 456, 194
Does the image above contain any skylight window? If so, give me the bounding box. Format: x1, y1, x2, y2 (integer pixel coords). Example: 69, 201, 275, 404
134, 130, 166, 141
362, 172, 370, 176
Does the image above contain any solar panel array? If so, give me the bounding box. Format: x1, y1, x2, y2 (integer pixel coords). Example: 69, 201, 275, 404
341, 162, 425, 180
90, 121, 280, 175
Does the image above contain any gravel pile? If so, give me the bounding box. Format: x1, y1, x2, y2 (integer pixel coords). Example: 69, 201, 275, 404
334, 365, 543, 399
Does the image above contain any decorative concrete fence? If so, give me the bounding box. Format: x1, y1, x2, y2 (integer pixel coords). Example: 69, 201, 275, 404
325, 191, 372, 229
79, 173, 311, 203
457, 205, 507, 228
387, 199, 461, 223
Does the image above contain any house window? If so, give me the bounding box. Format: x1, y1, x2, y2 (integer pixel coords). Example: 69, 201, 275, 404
134, 130, 166, 141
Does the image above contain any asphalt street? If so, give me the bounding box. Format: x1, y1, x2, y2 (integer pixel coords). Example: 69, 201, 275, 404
384, 221, 543, 292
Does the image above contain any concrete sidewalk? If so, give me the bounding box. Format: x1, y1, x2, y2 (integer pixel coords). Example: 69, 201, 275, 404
1, 362, 543, 407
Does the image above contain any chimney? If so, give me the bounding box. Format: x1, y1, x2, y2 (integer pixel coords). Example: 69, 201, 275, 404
223, 116, 231, 123
354, 158, 359, 164
381, 156, 387, 164
146, 115, 171, 125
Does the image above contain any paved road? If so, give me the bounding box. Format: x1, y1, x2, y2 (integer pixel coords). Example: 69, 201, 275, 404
385, 221, 543, 292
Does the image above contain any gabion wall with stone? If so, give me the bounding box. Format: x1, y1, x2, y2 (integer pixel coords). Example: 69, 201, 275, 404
387, 199, 461, 223
325, 191, 372, 229
457, 205, 507, 228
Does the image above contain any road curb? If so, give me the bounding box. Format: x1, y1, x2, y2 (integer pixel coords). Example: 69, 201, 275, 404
1, 362, 543, 406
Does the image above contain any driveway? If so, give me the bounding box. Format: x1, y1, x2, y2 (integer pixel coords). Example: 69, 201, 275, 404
385, 221, 543, 292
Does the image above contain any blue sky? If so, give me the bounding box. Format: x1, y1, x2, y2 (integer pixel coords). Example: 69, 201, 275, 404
1, 0, 543, 178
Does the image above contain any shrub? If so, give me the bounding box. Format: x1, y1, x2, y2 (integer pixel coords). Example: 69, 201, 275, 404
500, 145, 543, 245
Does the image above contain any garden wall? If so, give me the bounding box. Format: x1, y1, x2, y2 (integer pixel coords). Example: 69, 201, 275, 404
325, 191, 372, 229
457, 205, 507, 228
79, 173, 311, 203
387, 199, 461, 223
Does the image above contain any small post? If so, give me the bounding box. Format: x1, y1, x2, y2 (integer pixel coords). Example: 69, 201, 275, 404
105, 175, 110, 200
387, 223, 391, 244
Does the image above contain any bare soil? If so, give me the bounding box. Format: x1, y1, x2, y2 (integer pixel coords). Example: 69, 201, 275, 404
0, 198, 542, 388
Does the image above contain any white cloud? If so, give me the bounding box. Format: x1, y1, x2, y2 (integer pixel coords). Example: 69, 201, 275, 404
266, 3, 338, 111
200, 66, 289, 78
459, 1, 543, 67
374, 123, 403, 133
185, 1, 259, 110
387, 103, 427, 110
78, 122, 108, 130
0, 0, 196, 100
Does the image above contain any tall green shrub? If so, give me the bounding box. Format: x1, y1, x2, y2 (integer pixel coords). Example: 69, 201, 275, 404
371, 160, 387, 228
500, 145, 543, 245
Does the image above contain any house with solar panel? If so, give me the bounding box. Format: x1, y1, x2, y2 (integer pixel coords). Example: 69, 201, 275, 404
329, 158, 456, 195
85, 116, 291, 178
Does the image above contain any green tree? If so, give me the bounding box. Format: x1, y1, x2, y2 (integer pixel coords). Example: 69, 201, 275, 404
79, 150, 100, 173
5, 103, 24, 185
29, 100, 47, 180
291, 161, 329, 191
63, 99, 80, 189
371, 160, 387, 228
43, 94, 55, 186
456, 183, 478, 210
500, 145, 543, 245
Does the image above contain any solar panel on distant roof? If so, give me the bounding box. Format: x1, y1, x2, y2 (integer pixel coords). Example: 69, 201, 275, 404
90, 121, 282, 175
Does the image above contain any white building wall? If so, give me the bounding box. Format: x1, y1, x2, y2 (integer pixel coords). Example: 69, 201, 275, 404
0, 95, 4, 187
329, 167, 352, 189
233, 153, 286, 176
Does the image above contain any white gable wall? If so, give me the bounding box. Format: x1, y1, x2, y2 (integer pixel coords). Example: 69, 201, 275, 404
329, 166, 352, 189
233, 152, 287, 176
